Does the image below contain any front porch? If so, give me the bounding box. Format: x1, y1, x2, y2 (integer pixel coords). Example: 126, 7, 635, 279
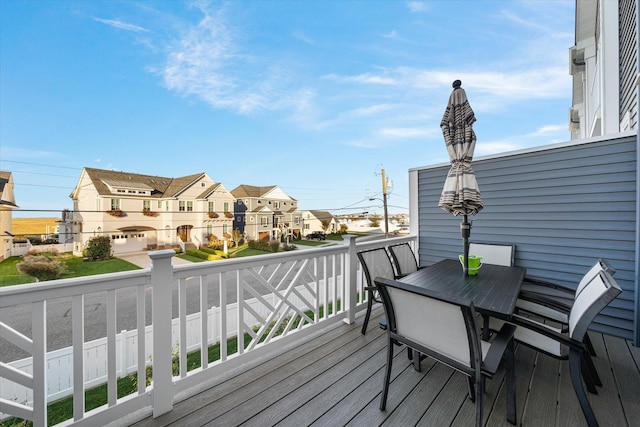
133, 309, 639, 427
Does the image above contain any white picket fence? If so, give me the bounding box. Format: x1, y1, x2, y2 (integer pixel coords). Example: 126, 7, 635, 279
10, 242, 74, 257
0, 283, 331, 410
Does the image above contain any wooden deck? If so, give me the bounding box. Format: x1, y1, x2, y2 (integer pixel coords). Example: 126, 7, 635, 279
133, 309, 640, 427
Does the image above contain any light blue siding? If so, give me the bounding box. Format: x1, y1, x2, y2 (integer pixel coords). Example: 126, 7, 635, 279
414, 134, 638, 342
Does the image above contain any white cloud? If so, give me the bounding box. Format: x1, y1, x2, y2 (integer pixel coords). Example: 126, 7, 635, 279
292, 30, 315, 45
378, 127, 435, 139
381, 30, 398, 39
407, 2, 429, 13
159, 4, 311, 114
475, 123, 569, 156
94, 17, 150, 33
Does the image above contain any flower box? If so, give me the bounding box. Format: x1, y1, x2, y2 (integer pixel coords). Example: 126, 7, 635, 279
107, 209, 125, 217
208, 212, 219, 219
142, 209, 158, 217
224, 211, 234, 219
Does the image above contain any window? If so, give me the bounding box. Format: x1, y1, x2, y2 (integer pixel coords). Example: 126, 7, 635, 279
294, 216, 300, 224
143, 200, 151, 210
208, 201, 215, 212
223, 202, 230, 212
261, 217, 269, 226
274, 201, 280, 209
158, 201, 162, 209
111, 199, 120, 210
223, 224, 228, 234
201, 182, 206, 187
187, 201, 193, 212
179, 201, 185, 211
207, 225, 213, 235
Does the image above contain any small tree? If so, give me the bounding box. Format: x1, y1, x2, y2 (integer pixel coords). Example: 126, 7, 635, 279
339, 224, 348, 234
320, 219, 331, 233
231, 229, 243, 247
85, 236, 112, 260
370, 217, 380, 227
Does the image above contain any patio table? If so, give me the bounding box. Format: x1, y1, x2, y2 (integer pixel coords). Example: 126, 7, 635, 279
398, 258, 526, 320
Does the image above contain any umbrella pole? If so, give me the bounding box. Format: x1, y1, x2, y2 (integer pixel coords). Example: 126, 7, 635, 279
461, 215, 471, 276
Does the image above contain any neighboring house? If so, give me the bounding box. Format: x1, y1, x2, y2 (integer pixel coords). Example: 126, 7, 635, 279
302, 210, 338, 236
69, 168, 235, 255
0, 171, 18, 261
570, 0, 638, 139
231, 185, 302, 241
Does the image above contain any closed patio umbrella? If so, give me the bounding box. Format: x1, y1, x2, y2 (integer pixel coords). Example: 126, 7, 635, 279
439, 80, 483, 275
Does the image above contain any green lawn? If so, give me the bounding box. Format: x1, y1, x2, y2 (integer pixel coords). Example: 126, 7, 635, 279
0, 257, 35, 286
0, 255, 141, 288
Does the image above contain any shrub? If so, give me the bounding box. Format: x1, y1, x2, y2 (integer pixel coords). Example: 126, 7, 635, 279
85, 236, 112, 260
207, 240, 225, 250
185, 249, 221, 261
17, 253, 67, 281
248, 240, 271, 251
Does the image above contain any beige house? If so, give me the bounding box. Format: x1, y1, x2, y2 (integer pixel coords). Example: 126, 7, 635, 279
0, 171, 18, 260
231, 185, 303, 241
69, 167, 235, 255
302, 210, 338, 236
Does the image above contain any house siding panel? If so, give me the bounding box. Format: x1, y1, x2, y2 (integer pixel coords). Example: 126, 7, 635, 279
415, 134, 638, 341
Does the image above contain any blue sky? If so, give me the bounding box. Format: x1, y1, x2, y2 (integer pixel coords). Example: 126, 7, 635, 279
1, 0, 575, 218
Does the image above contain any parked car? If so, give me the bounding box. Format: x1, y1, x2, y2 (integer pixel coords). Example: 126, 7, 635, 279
306, 231, 326, 240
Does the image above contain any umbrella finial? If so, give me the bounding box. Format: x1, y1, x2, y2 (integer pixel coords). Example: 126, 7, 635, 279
452, 80, 462, 89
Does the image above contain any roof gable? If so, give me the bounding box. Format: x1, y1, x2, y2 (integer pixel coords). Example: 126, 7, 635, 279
75, 168, 208, 199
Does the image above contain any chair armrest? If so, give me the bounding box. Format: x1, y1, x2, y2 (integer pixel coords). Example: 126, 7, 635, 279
508, 314, 585, 352
482, 323, 516, 376
518, 291, 572, 314
521, 277, 575, 296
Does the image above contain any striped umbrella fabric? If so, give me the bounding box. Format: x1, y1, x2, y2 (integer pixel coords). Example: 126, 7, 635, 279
438, 81, 483, 216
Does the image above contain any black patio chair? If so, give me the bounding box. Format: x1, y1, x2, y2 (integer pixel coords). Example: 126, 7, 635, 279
387, 242, 422, 278
490, 269, 621, 427
516, 259, 615, 360
468, 242, 516, 267
357, 247, 396, 335
375, 276, 517, 427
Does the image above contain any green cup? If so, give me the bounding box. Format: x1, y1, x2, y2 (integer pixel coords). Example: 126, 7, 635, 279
459, 254, 483, 275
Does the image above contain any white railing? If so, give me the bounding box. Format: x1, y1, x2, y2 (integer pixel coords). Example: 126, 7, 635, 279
0, 234, 416, 426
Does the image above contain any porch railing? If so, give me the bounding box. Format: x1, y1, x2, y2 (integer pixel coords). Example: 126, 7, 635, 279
0, 235, 416, 426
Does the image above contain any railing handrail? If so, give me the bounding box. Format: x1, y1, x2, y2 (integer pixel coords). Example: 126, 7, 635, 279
0, 234, 417, 426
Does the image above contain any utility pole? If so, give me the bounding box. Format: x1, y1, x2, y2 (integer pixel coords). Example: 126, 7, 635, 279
382, 169, 389, 239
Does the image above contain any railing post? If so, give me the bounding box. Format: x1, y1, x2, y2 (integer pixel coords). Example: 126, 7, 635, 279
149, 249, 175, 417
343, 235, 358, 325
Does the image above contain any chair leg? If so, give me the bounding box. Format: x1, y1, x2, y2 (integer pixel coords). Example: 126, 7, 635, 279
581, 351, 602, 391
569, 350, 599, 427
584, 333, 597, 357
474, 376, 484, 427
380, 336, 394, 410
361, 294, 373, 335
466, 376, 476, 402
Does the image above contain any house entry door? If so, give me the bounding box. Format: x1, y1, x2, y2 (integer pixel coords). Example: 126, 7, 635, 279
177, 225, 192, 242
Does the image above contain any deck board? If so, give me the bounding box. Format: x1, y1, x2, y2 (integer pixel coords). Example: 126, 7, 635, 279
134, 309, 639, 427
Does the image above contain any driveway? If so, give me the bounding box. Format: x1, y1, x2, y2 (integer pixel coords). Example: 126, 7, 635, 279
117, 250, 193, 268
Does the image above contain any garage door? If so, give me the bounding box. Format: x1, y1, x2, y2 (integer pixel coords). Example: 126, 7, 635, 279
111, 232, 147, 254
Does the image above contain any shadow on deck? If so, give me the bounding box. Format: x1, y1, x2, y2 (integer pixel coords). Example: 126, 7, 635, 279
133, 309, 640, 426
